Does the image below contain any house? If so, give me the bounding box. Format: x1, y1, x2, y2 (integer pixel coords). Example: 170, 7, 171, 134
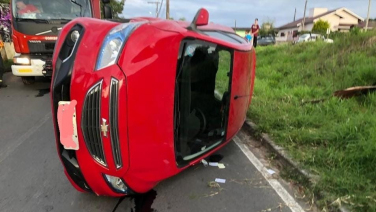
358, 20, 376, 30
276, 7, 364, 41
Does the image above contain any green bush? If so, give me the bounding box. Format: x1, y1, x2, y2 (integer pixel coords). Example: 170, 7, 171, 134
312, 19, 330, 34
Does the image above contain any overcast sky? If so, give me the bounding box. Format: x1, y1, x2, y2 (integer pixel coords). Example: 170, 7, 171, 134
121, 0, 376, 27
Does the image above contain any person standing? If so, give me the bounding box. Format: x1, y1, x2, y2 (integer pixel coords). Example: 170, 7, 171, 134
0, 55, 6, 88
251, 18, 260, 48
244, 29, 252, 43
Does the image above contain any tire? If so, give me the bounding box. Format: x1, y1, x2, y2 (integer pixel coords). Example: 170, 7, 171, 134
21, 76, 36, 85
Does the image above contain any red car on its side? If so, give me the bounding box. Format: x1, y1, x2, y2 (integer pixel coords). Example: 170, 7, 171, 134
50, 9, 256, 197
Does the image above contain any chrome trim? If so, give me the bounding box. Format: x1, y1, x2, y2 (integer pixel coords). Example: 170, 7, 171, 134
109, 77, 122, 169
81, 80, 107, 166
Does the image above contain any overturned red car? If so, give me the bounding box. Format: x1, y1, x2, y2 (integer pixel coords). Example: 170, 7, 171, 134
50, 9, 256, 197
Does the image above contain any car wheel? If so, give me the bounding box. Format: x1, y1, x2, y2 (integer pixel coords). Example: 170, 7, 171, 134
21, 76, 36, 85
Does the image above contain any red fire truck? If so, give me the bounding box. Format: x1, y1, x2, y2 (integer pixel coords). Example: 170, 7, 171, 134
10, 0, 111, 84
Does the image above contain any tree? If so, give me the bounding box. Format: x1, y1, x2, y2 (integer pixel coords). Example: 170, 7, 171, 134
312, 19, 330, 34
259, 19, 276, 37
101, 0, 125, 19
178, 17, 186, 21
110, 0, 125, 18
0, 3, 11, 42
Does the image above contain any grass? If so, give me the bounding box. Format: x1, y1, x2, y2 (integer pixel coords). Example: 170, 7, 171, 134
217, 31, 376, 211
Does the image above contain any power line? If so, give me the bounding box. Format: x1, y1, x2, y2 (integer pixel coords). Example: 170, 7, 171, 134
157, 0, 164, 18
148, 1, 160, 18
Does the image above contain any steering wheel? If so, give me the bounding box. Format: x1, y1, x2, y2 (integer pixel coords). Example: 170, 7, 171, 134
194, 108, 207, 134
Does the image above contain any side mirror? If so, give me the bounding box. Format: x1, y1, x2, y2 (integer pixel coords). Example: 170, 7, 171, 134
194, 8, 209, 26
102, 0, 110, 4
187, 8, 209, 31
103, 5, 113, 19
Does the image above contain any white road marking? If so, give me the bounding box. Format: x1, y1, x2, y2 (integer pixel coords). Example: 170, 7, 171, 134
0, 113, 51, 164
234, 136, 305, 212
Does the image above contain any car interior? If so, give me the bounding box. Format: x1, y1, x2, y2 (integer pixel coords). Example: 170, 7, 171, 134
175, 41, 232, 164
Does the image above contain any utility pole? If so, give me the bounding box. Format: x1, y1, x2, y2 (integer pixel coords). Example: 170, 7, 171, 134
302, 0, 308, 31
365, 0, 372, 31
166, 0, 170, 19
148, 1, 160, 18
294, 8, 297, 21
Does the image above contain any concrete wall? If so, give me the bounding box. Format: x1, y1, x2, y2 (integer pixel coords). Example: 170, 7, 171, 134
309, 8, 328, 18
316, 14, 341, 31
304, 23, 314, 31
337, 10, 359, 25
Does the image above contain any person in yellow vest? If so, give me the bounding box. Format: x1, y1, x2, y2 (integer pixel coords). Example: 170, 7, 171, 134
0, 40, 7, 88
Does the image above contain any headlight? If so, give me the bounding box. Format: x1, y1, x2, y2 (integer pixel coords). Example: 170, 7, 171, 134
70, 30, 80, 43
13, 57, 30, 65
103, 174, 128, 194
96, 22, 144, 71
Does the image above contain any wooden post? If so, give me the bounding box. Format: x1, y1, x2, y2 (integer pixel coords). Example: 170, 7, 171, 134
302, 0, 307, 30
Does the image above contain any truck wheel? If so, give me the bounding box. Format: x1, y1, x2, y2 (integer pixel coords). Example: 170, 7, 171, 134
21, 77, 36, 85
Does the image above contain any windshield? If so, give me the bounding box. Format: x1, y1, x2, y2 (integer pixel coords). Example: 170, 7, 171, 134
299, 34, 309, 39
12, 0, 92, 20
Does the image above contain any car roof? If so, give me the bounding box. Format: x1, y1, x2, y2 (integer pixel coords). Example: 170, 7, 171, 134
127, 17, 252, 51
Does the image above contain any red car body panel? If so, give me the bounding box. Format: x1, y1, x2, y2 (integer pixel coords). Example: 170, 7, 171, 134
51, 13, 256, 196
227, 51, 255, 140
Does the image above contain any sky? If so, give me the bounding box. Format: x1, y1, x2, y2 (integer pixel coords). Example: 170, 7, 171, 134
121, 0, 376, 28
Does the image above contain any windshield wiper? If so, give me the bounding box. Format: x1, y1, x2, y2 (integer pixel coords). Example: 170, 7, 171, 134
70, 0, 83, 17
49, 18, 72, 24
16, 18, 49, 24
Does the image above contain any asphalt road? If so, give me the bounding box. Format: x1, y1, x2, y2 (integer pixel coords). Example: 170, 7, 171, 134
0, 73, 295, 212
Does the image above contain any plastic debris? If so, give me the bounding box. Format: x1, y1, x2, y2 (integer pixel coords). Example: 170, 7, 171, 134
218, 163, 226, 169
209, 162, 218, 167
201, 159, 208, 167
215, 178, 226, 183
267, 169, 276, 175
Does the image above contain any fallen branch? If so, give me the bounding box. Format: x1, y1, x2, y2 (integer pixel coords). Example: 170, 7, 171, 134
333, 86, 376, 99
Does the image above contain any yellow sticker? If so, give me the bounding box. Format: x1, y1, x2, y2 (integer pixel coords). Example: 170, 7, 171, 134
19, 69, 33, 73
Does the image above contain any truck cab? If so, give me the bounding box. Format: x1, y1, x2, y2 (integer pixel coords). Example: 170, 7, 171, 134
10, 0, 102, 84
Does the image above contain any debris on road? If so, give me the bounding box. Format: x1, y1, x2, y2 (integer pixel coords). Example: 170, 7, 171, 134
218, 163, 226, 169
215, 178, 226, 184
201, 159, 208, 167
209, 162, 218, 167
267, 169, 276, 175
208, 181, 221, 188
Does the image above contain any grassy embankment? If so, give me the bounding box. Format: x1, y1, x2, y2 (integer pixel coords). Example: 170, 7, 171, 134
217, 31, 376, 211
